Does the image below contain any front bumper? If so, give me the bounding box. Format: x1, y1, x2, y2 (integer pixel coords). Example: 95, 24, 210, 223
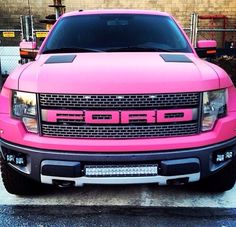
1, 137, 236, 186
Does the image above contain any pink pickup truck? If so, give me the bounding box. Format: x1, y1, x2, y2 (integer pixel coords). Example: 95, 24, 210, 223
0, 10, 236, 195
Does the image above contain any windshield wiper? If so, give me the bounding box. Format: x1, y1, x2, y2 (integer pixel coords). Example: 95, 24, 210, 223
103, 46, 174, 52
42, 47, 102, 54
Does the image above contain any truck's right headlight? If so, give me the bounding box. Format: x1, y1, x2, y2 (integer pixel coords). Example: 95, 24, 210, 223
12, 91, 38, 133
201, 89, 227, 132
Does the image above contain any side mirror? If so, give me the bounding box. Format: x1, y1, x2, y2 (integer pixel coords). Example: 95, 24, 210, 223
195, 40, 217, 58
19, 41, 38, 60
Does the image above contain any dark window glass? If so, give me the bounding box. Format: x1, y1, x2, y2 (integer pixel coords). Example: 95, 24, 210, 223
42, 14, 192, 53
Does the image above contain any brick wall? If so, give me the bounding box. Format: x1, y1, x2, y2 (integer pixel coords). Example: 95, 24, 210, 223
1, 0, 236, 28
66, 0, 236, 44
66, 0, 236, 28
0, 0, 235, 44
0, 0, 53, 28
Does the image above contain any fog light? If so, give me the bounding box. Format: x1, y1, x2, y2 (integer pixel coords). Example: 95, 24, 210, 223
15, 157, 26, 165
225, 151, 233, 159
216, 154, 225, 162
6, 154, 27, 166
214, 151, 234, 163
6, 154, 15, 163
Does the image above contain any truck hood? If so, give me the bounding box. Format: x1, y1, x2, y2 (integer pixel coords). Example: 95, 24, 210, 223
18, 53, 228, 93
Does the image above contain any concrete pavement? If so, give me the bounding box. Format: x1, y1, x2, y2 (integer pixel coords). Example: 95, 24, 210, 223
0, 173, 236, 208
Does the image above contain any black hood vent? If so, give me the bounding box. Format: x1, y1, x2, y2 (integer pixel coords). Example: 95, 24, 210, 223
45, 55, 76, 64
160, 54, 192, 63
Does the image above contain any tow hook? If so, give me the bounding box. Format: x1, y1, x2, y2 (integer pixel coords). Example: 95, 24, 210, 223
52, 179, 75, 188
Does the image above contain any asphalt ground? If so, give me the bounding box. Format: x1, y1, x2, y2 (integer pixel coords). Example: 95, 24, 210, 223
0, 206, 236, 227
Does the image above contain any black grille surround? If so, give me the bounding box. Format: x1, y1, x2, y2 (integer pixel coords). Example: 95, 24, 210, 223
39, 93, 201, 139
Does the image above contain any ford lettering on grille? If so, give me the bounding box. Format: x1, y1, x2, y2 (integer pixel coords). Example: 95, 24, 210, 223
42, 109, 197, 124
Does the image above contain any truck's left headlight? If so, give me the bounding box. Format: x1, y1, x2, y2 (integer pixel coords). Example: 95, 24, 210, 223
202, 89, 227, 132
12, 91, 38, 133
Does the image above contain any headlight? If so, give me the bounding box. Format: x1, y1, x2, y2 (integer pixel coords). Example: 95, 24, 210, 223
12, 91, 38, 133
202, 89, 227, 132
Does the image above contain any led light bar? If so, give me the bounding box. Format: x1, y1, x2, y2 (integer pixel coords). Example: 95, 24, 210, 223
85, 164, 158, 177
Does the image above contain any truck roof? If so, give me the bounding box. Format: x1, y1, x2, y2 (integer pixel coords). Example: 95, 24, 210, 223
61, 9, 170, 18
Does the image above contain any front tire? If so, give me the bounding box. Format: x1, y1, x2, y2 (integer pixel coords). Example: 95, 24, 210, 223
1, 158, 45, 195
196, 160, 236, 192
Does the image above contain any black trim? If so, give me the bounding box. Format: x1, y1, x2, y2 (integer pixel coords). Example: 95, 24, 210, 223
1, 137, 236, 181
196, 47, 216, 58
42, 162, 81, 177
36, 94, 42, 135
198, 92, 203, 133
160, 158, 200, 176
1, 137, 236, 161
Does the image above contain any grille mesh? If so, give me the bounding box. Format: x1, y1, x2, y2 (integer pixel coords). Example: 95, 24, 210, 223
39, 93, 200, 109
42, 123, 198, 139
39, 93, 200, 139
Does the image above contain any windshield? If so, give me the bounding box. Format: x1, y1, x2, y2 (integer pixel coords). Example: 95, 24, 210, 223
42, 14, 192, 54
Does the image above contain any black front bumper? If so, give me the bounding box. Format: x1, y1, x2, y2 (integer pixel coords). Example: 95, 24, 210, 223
0, 137, 236, 183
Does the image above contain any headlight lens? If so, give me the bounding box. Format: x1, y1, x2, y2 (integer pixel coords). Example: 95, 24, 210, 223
12, 91, 38, 133
202, 89, 227, 131
12, 91, 37, 117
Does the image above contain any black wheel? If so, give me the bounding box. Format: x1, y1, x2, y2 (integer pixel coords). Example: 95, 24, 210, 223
196, 160, 236, 192
1, 158, 45, 195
